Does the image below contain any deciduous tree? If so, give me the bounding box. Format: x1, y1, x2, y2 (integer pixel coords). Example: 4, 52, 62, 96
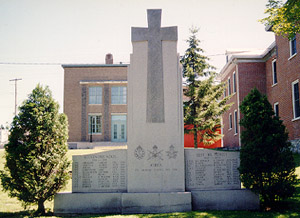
260, 0, 300, 39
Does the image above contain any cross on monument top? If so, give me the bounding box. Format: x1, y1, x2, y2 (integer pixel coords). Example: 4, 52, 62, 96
147, 9, 161, 30
132, 9, 177, 123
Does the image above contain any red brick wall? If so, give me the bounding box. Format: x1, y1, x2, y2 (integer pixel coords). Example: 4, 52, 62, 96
221, 34, 300, 146
222, 65, 240, 147
221, 62, 266, 148
266, 35, 300, 140
238, 62, 266, 100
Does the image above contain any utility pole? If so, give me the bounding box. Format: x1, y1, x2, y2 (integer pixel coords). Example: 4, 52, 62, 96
9, 78, 22, 116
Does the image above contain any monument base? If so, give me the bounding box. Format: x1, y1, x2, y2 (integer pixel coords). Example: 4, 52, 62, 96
54, 192, 191, 214
191, 189, 259, 211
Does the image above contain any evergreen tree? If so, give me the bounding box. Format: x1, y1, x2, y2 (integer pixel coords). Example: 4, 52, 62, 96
239, 88, 298, 207
0, 85, 70, 214
180, 27, 231, 148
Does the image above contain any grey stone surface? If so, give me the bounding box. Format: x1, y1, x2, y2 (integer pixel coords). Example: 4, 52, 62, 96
132, 9, 177, 123
122, 192, 191, 214
128, 9, 184, 193
72, 149, 127, 193
54, 192, 191, 214
54, 192, 122, 214
191, 189, 259, 211
291, 139, 300, 153
185, 149, 241, 191
103, 84, 110, 141
81, 86, 87, 141
68, 143, 77, 149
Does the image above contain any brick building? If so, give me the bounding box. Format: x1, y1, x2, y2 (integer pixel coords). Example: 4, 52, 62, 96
219, 33, 300, 150
63, 54, 128, 147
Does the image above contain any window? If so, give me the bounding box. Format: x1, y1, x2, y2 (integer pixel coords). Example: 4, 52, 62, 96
272, 59, 277, 85
274, 102, 279, 117
228, 77, 231, 95
229, 113, 232, 130
292, 80, 300, 119
89, 87, 102, 104
290, 35, 297, 57
88, 114, 102, 134
234, 110, 238, 134
233, 72, 236, 93
111, 86, 127, 104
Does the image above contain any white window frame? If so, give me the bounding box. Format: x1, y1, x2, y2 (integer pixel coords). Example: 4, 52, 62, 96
234, 110, 238, 135
111, 86, 127, 105
289, 35, 297, 58
292, 80, 300, 120
274, 102, 279, 117
88, 113, 102, 135
272, 59, 277, 85
228, 77, 231, 95
89, 86, 102, 105
229, 113, 232, 130
233, 72, 236, 93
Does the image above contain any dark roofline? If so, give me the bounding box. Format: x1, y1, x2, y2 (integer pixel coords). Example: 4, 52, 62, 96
62, 64, 129, 68
265, 24, 273, 32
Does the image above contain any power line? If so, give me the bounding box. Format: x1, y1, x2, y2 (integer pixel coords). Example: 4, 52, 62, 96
9, 78, 22, 117
0, 61, 130, 66
0, 62, 63, 66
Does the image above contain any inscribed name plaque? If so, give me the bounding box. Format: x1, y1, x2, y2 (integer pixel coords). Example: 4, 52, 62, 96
185, 149, 241, 191
72, 150, 127, 193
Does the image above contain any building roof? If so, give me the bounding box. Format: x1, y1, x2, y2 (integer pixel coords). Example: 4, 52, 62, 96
218, 41, 276, 80
62, 64, 129, 68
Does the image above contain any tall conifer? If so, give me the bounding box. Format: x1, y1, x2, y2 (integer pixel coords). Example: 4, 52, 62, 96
0, 85, 70, 214
181, 28, 231, 147
239, 88, 298, 207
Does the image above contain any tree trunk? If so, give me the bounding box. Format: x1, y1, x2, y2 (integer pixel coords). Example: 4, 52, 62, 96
37, 199, 45, 215
194, 130, 198, 148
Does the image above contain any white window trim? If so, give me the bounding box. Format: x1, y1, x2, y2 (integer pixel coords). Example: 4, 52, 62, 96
272, 59, 277, 85
88, 113, 102, 135
274, 102, 279, 117
229, 113, 232, 130
292, 79, 300, 120
233, 71, 236, 93
288, 53, 297, 61
234, 110, 238, 135
111, 113, 127, 115
89, 86, 103, 105
111, 86, 127, 105
289, 36, 297, 58
228, 77, 231, 95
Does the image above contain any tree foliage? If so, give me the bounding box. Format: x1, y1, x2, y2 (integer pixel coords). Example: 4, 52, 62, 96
180, 27, 231, 148
260, 0, 300, 39
0, 85, 70, 214
238, 88, 298, 207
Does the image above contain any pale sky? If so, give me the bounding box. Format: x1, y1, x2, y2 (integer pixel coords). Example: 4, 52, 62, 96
0, 0, 275, 125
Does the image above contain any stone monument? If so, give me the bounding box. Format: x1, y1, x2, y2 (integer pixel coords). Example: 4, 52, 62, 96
53, 9, 259, 214
127, 9, 184, 193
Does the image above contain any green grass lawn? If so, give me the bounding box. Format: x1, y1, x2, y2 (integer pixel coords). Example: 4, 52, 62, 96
0, 149, 299, 218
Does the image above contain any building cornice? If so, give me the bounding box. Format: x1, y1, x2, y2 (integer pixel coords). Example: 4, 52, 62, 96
79, 80, 127, 85
218, 41, 276, 80
62, 64, 129, 68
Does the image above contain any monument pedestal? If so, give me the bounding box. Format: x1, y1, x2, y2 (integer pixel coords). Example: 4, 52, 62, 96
54, 192, 191, 214
191, 189, 259, 211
